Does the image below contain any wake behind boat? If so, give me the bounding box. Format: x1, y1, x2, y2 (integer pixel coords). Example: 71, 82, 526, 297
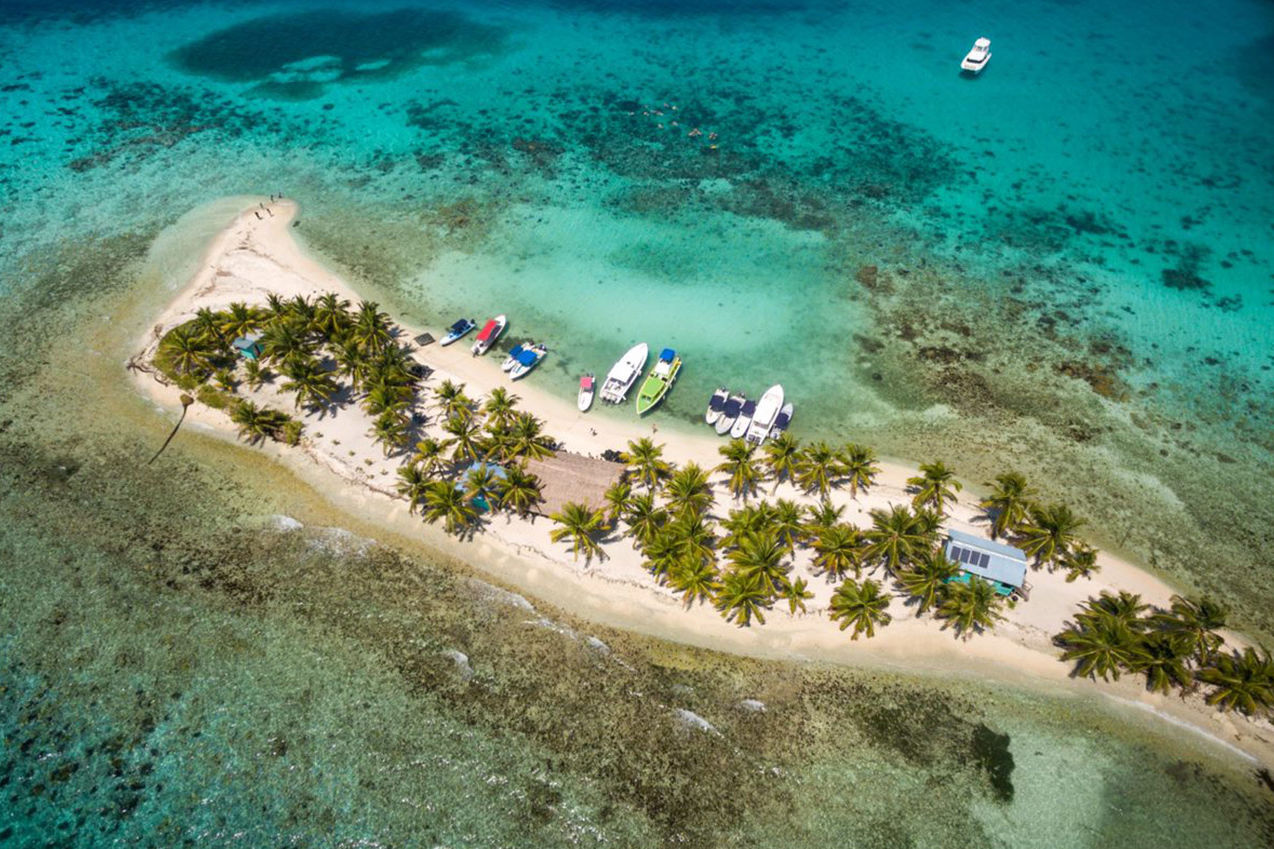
704, 387, 728, 425
745, 384, 784, 444
471, 314, 507, 356
600, 342, 649, 404
635, 348, 681, 415
440, 317, 476, 346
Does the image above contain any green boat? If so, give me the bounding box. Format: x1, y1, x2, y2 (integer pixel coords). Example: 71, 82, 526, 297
635, 348, 681, 415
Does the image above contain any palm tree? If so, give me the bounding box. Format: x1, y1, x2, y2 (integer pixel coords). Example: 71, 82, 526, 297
495, 464, 543, 517
805, 500, 845, 535
620, 437, 671, 491
1130, 633, 1194, 695
726, 530, 788, 588
665, 463, 714, 518
463, 463, 503, 508
410, 437, 447, 477
763, 432, 801, 491
433, 379, 472, 421
1076, 590, 1150, 632
370, 410, 410, 456
714, 570, 773, 627
719, 503, 775, 550
350, 300, 393, 356
261, 319, 315, 367
898, 549, 960, 615
1018, 503, 1085, 567
667, 558, 719, 607
192, 307, 225, 346
362, 383, 412, 418
219, 302, 262, 340
907, 460, 962, 515
330, 339, 368, 392
640, 530, 682, 582
778, 577, 814, 614
829, 579, 892, 640
1197, 647, 1274, 716
603, 479, 633, 528
396, 464, 433, 514
312, 292, 352, 338
482, 387, 520, 430
623, 492, 667, 550
716, 439, 762, 502
980, 471, 1037, 539
499, 412, 555, 462
839, 443, 879, 499
441, 414, 486, 464
283, 294, 316, 328
936, 578, 1004, 640
280, 357, 339, 410
771, 499, 807, 553
158, 324, 215, 376
864, 504, 928, 575
1152, 595, 1229, 663
421, 480, 480, 536
228, 399, 273, 444
668, 511, 717, 569
242, 358, 268, 390
1055, 614, 1142, 681
811, 523, 865, 581
792, 441, 842, 498
549, 502, 608, 563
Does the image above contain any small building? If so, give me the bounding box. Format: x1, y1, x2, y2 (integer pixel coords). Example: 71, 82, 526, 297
524, 451, 624, 517
231, 331, 264, 361
943, 528, 1030, 599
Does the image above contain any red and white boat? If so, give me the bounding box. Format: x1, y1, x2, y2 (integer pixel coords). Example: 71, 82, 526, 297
470, 314, 507, 356
578, 374, 595, 412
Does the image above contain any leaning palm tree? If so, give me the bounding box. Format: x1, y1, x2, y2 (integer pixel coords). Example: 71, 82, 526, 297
1197, 647, 1274, 716
1018, 502, 1085, 567
714, 570, 773, 627
763, 432, 801, 492
280, 357, 339, 411
864, 504, 928, 575
811, 523, 865, 581
828, 579, 892, 640
667, 558, 719, 607
158, 324, 215, 376
1130, 632, 1195, 695
907, 460, 962, 515
603, 479, 633, 528
441, 414, 486, 464
839, 443, 879, 499
148, 392, 197, 464
549, 502, 608, 563
620, 437, 671, 491
396, 463, 433, 514
664, 463, 714, 518
725, 530, 788, 588
1055, 613, 1142, 681
494, 464, 543, 517
979, 471, 1037, 539
936, 578, 1004, 640
421, 480, 480, 536
623, 492, 667, 550
794, 441, 843, 499
898, 549, 960, 615
716, 439, 763, 502
482, 387, 520, 430
1152, 595, 1229, 664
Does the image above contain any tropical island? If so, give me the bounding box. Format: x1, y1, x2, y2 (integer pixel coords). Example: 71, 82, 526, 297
132, 198, 1274, 767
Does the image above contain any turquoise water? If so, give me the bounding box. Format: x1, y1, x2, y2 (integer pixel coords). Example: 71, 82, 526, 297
2, 0, 1273, 844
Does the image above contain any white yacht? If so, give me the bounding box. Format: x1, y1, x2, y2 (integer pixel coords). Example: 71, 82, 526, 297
600, 342, 649, 403
730, 397, 756, 440
744, 384, 784, 444
704, 387, 728, 425
961, 37, 991, 74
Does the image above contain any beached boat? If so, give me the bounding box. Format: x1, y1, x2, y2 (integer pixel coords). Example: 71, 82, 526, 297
715, 393, 744, 436
961, 37, 991, 74
730, 398, 757, 439
769, 402, 794, 439
501, 343, 525, 372
635, 348, 681, 415
440, 317, 476, 346
704, 387, 728, 425
600, 342, 649, 404
471, 315, 507, 356
745, 384, 784, 444
509, 344, 548, 380
578, 374, 595, 412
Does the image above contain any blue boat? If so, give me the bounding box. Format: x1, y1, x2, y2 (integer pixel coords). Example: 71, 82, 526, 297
509, 343, 548, 380
440, 317, 476, 346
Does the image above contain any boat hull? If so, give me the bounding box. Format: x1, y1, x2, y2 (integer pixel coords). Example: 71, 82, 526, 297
471, 315, 507, 356
600, 342, 649, 404
635, 353, 681, 415
578, 392, 594, 412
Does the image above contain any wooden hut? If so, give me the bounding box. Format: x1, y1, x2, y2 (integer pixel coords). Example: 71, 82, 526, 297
524, 451, 623, 517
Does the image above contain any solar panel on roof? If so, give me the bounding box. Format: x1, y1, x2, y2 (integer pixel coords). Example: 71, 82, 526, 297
978, 552, 990, 568
959, 548, 974, 564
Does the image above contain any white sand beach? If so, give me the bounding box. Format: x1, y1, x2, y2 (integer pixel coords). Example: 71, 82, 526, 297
131, 198, 1274, 768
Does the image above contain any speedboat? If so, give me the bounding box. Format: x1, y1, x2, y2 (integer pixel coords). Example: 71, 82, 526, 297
730, 398, 756, 439
745, 384, 784, 444
961, 37, 991, 74
635, 348, 682, 415
509, 344, 547, 380
600, 342, 649, 403
471, 314, 507, 356
578, 373, 595, 412
704, 387, 728, 425
501, 343, 525, 372
769, 402, 794, 439
715, 393, 744, 435
440, 317, 476, 346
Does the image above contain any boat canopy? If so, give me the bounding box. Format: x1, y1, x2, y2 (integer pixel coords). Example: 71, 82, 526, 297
660, 348, 676, 361
723, 398, 742, 415
709, 394, 726, 410
741, 400, 756, 414
507, 343, 525, 358
449, 319, 470, 333
580, 375, 594, 389
516, 348, 540, 366
773, 411, 790, 428
476, 320, 499, 341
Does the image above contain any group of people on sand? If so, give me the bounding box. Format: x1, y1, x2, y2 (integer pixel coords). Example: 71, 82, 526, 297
253, 193, 286, 221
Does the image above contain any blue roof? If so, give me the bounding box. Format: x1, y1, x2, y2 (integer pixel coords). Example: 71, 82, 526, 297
516, 348, 540, 366
660, 348, 676, 361
944, 529, 1028, 589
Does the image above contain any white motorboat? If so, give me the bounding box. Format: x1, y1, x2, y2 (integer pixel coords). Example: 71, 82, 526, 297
730, 398, 757, 439
440, 317, 476, 346
961, 37, 991, 74
704, 387, 728, 425
501, 343, 525, 372
744, 384, 784, 444
600, 342, 649, 403
578, 374, 595, 412
769, 402, 794, 439
471, 314, 507, 356
509, 343, 548, 380
715, 393, 745, 436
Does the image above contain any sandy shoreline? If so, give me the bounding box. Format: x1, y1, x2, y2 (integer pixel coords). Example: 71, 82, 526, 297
129, 198, 1274, 769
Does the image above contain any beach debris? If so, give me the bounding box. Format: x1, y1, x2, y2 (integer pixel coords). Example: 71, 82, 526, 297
673, 708, 721, 736
440, 649, 474, 681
